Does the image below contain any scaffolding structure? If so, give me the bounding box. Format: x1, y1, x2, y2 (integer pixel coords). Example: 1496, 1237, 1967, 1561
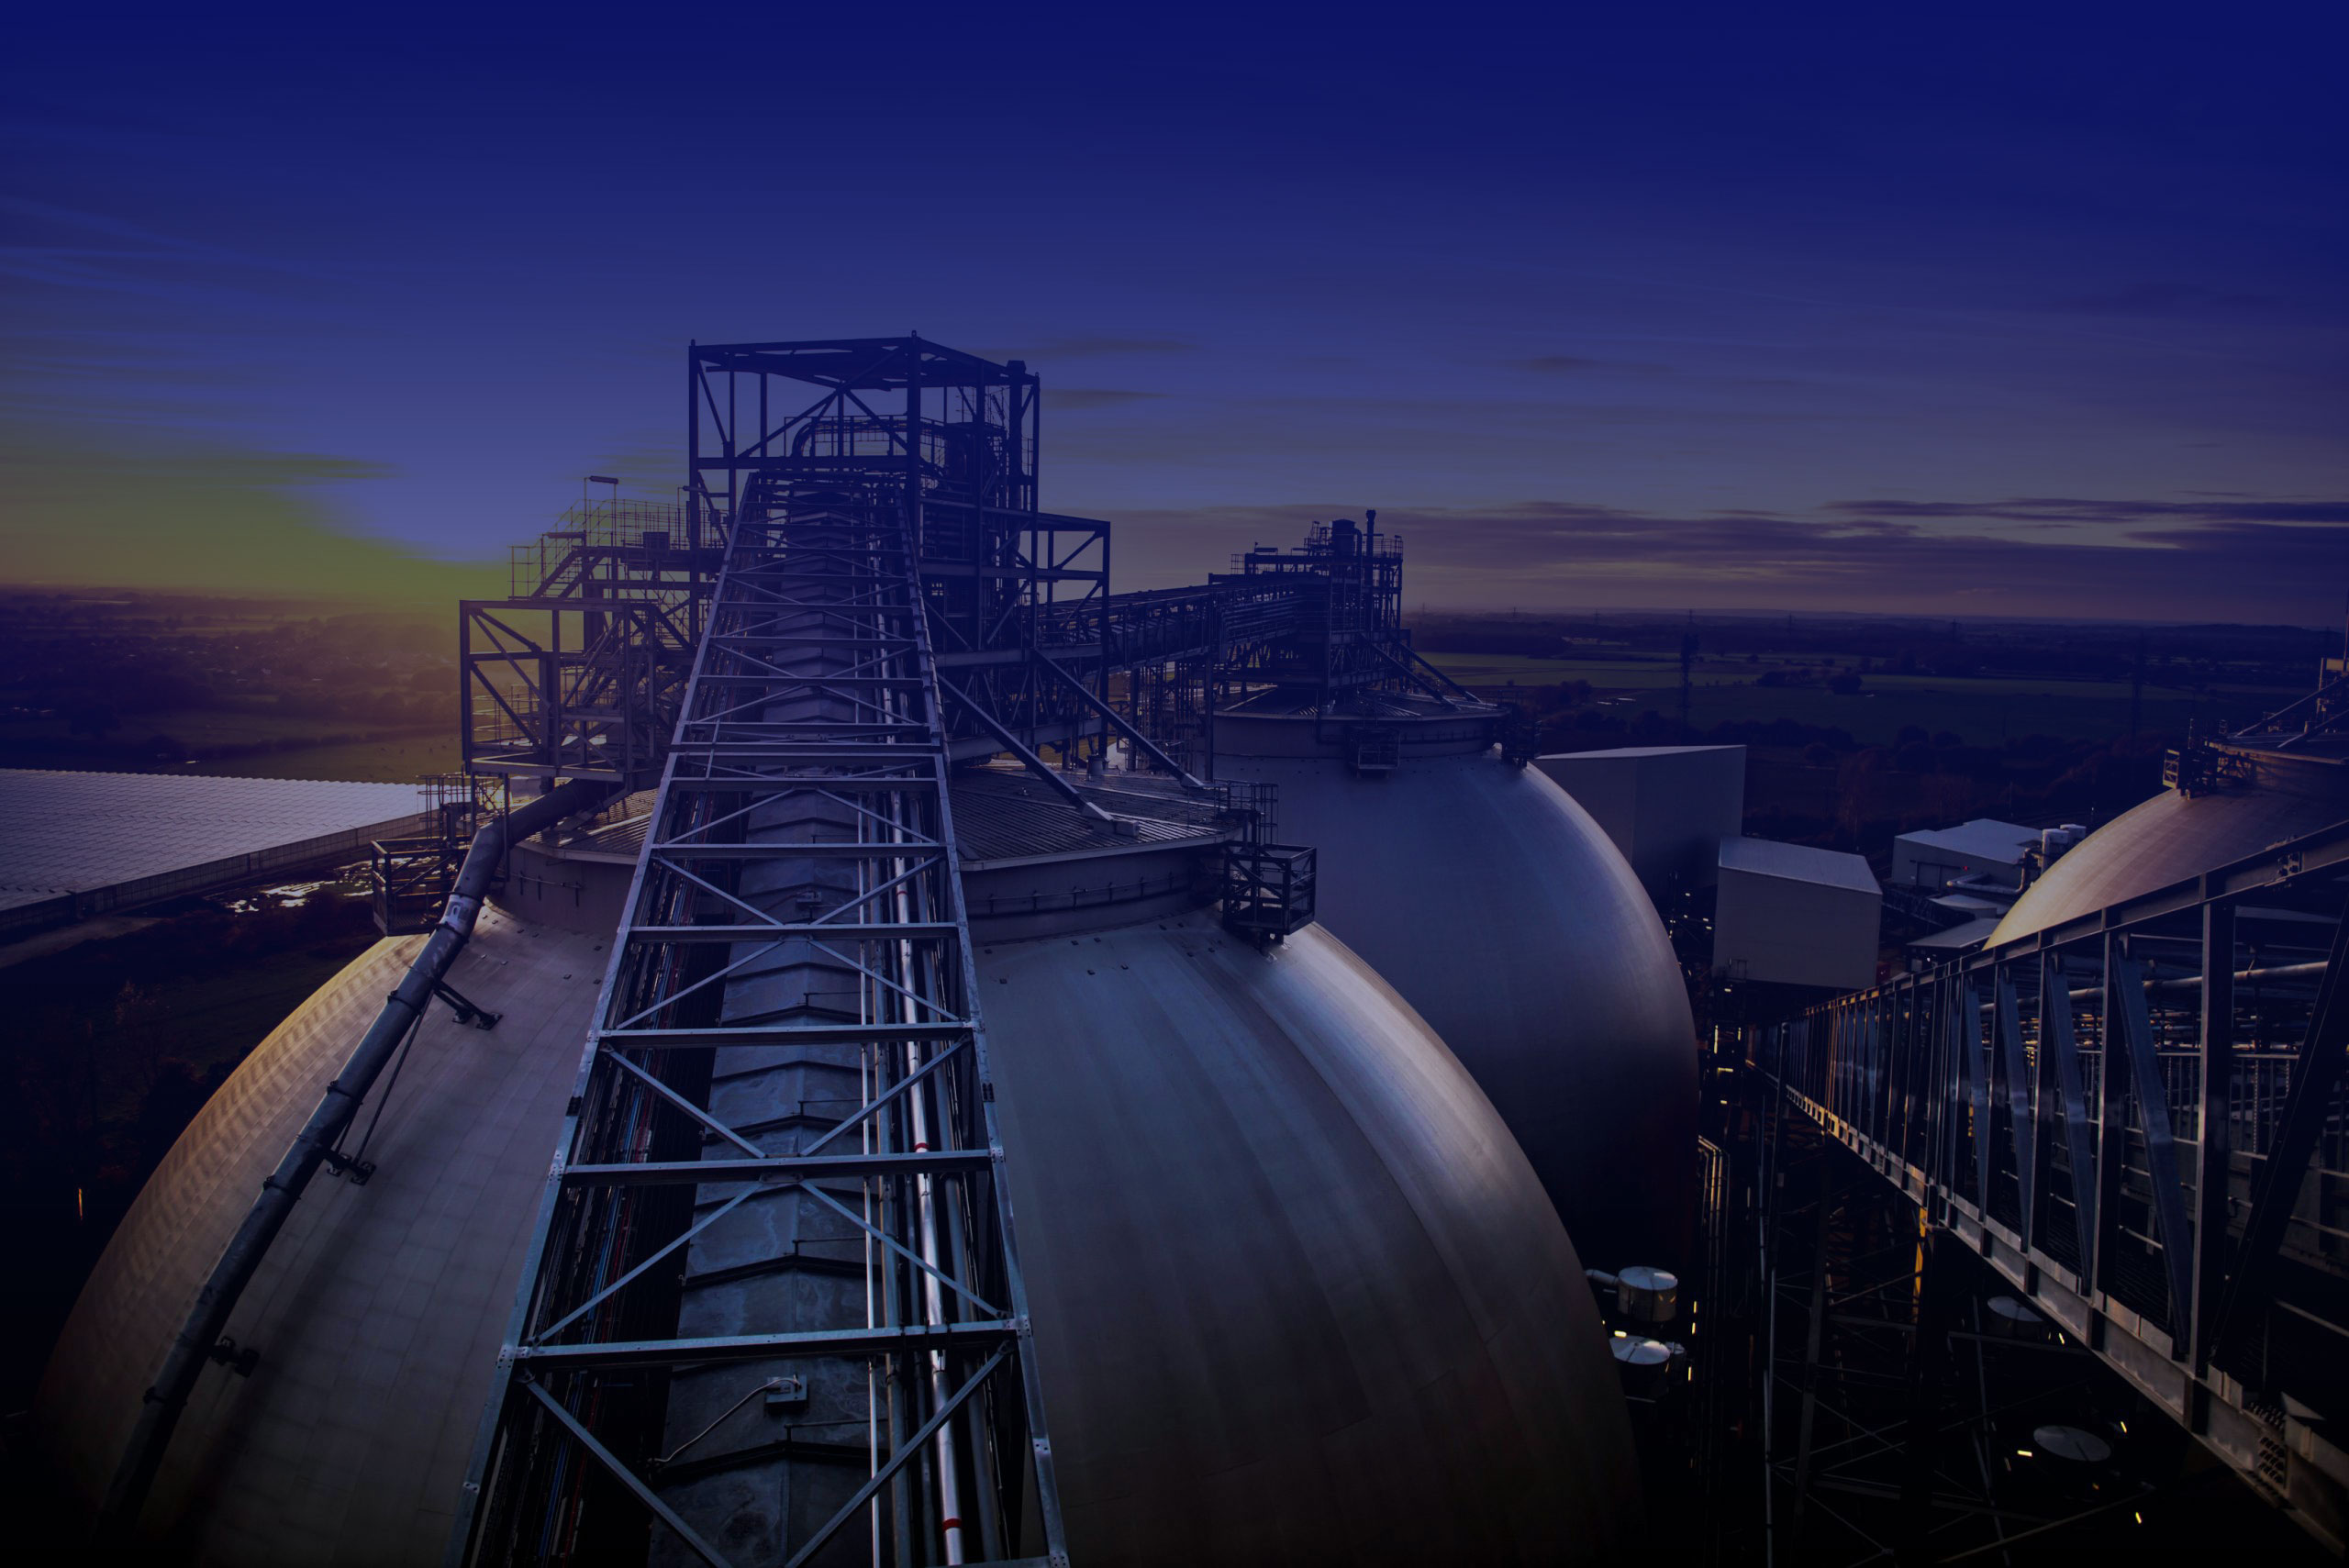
685, 339, 1112, 770
462, 495, 712, 793
367, 773, 508, 936
1083, 511, 1487, 774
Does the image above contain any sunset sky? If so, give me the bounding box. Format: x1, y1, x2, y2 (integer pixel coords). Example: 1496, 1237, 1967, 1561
5, 7, 2343, 619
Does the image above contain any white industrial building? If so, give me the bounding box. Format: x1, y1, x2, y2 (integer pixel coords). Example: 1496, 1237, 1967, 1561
1713, 835, 1882, 992
1890, 817, 2040, 893
1535, 745, 1745, 897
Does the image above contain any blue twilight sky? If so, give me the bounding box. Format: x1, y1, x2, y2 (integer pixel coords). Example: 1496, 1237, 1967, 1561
4, 6, 2344, 618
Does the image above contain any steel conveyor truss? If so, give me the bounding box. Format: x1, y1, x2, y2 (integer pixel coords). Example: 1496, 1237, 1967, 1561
452, 473, 1068, 1567
1753, 817, 2349, 1550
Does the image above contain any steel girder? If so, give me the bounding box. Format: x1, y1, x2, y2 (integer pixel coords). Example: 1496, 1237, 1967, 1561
1753, 813, 2349, 1551
451, 477, 1067, 1568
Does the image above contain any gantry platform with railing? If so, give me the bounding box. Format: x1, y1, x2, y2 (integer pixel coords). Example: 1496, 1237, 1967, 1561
1750, 813, 2349, 1546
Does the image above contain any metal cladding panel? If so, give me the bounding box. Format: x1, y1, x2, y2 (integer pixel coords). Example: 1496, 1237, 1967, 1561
1711, 862, 1881, 991
975, 912, 1638, 1565
1534, 745, 1745, 895
1211, 747, 1698, 1275
1991, 753, 2349, 943
37, 908, 605, 1564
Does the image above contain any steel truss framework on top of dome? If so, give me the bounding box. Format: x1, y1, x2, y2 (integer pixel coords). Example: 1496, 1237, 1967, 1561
451, 468, 1069, 1568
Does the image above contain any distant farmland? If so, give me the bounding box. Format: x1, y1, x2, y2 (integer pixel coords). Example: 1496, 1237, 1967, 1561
1419, 650, 2297, 748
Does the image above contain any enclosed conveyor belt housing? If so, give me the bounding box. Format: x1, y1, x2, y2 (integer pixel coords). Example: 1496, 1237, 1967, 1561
453, 468, 1068, 1567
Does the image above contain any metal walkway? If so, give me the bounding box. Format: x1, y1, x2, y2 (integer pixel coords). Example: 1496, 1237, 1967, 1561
1751, 816, 2349, 1549
452, 472, 1066, 1565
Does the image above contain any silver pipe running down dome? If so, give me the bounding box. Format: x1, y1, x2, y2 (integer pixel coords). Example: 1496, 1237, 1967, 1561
96, 773, 619, 1542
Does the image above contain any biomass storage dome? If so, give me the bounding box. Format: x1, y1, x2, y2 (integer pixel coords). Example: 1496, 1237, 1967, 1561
37, 906, 607, 1564
39, 778, 1639, 1565
980, 911, 1638, 1562
1992, 744, 2349, 943
1211, 702, 1699, 1274
653, 770, 1641, 1564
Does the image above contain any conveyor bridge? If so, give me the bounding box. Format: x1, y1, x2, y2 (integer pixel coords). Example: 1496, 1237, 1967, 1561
1753, 814, 2349, 1547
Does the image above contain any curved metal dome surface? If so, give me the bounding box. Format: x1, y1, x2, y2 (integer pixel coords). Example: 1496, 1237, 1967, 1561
1212, 728, 1698, 1274
976, 909, 1638, 1564
1991, 751, 2349, 944
37, 908, 605, 1563
42, 865, 1636, 1562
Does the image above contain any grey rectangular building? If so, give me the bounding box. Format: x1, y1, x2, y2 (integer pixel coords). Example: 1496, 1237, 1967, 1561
1713, 835, 1881, 992
1535, 744, 1745, 897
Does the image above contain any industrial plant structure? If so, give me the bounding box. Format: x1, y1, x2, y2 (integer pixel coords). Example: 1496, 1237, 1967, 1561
1741, 663, 2349, 1551
1101, 513, 1697, 1275
37, 333, 2349, 1564
39, 339, 1670, 1566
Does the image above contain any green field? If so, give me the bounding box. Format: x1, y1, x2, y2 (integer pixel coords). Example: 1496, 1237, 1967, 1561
1424, 651, 1687, 688
1420, 651, 2296, 747
185, 731, 459, 782
1, 708, 456, 784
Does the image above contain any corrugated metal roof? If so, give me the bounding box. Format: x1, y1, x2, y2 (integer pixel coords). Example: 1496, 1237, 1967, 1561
552, 770, 1230, 872
1718, 834, 1880, 895
952, 770, 1228, 865
0, 769, 430, 910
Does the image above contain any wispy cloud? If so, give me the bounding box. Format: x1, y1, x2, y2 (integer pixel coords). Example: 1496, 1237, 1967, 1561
1045, 388, 1170, 411
1824, 496, 2349, 528
1497, 354, 1677, 376
2036, 282, 2283, 318
1028, 335, 1196, 357
1104, 495, 2349, 622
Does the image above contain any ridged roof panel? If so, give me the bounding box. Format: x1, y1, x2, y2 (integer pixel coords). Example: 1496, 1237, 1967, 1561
0, 769, 429, 907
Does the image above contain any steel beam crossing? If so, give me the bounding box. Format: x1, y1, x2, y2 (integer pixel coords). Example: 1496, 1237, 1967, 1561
686, 338, 1113, 773
1072, 513, 1486, 773
462, 495, 711, 792
1753, 814, 2349, 1549
451, 473, 1066, 1566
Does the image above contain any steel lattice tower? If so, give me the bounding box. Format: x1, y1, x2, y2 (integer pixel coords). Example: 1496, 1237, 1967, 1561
453, 341, 1074, 1567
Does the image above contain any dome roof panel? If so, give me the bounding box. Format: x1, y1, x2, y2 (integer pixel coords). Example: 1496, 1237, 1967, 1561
1211, 746, 1698, 1273
981, 913, 1637, 1563
1992, 755, 2349, 944
38, 912, 604, 1562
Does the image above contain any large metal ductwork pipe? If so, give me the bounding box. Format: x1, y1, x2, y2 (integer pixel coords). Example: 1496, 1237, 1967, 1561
96, 774, 618, 1542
